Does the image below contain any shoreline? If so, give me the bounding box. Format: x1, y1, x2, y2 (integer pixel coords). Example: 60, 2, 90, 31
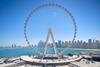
0, 47, 31, 50
0, 47, 100, 51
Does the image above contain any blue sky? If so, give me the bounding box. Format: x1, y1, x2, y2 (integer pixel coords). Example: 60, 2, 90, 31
0, 0, 100, 46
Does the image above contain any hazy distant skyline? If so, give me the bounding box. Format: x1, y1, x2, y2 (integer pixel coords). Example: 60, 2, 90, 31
0, 0, 100, 46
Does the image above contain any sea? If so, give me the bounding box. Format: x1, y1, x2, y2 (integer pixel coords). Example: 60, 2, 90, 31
0, 48, 99, 58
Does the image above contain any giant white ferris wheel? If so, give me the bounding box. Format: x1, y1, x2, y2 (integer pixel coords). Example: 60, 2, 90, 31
22, 3, 82, 66
24, 3, 77, 47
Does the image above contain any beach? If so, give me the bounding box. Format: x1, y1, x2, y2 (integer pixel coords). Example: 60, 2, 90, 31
0, 55, 100, 67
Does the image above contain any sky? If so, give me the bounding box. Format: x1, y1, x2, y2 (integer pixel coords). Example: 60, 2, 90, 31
0, 0, 100, 46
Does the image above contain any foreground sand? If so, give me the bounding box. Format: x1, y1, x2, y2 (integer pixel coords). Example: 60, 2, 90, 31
0, 58, 100, 67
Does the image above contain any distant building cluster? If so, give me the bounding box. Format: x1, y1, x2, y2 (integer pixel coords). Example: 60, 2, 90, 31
0, 39, 100, 49
37, 39, 100, 49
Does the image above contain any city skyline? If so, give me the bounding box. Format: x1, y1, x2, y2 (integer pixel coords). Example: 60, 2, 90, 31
37, 39, 100, 49
0, 0, 100, 46
0, 39, 100, 48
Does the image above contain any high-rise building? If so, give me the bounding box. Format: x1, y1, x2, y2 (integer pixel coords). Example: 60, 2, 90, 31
58, 40, 62, 48
38, 40, 45, 47
88, 39, 92, 43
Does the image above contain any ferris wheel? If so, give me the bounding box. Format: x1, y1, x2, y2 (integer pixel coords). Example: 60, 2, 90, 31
24, 3, 77, 47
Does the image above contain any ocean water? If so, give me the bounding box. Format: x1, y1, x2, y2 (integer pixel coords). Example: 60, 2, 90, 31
0, 48, 98, 58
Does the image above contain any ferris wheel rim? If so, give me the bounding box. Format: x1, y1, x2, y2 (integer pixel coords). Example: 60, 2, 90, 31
24, 3, 77, 46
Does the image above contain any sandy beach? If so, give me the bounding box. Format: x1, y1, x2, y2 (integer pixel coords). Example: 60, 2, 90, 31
0, 56, 100, 67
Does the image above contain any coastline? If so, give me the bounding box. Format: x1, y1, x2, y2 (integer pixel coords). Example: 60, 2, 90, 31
0, 47, 31, 50
0, 47, 100, 51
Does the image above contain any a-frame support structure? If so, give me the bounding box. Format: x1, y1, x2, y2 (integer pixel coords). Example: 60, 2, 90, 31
44, 27, 58, 57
